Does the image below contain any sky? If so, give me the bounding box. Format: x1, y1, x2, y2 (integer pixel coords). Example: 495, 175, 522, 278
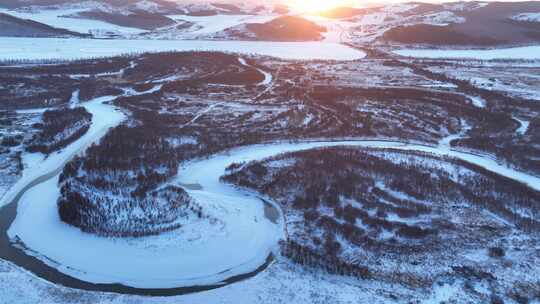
181, 0, 531, 12
288, 0, 360, 12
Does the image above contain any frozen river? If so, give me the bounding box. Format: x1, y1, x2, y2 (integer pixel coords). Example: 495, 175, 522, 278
3, 132, 540, 293
393, 45, 540, 60
0, 37, 366, 61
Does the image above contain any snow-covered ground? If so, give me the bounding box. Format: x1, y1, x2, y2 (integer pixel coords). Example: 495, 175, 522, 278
514, 116, 530, 136
393, 46, 540, 60
468, 95, 486, 108
303, 15, 356, 43
0, 256, 401, 304
0, 96, 125, 209
168, 14, 275, 36
511, 12, 540, 23
176, 140, 540, 192
238, 57, 272, 85
8, 173, 282, 288
344, 3, 467, 44
0, 8, 146, 35
10, 137, 540, 286
7, 110, 286, 288
0, 37, 366, 61
438, 119, 471, 148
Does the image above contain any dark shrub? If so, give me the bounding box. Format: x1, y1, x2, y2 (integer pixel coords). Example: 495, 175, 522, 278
489, 247, 505, 258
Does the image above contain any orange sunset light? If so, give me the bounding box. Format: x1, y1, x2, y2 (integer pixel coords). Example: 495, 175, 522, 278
289, 0, 358, 13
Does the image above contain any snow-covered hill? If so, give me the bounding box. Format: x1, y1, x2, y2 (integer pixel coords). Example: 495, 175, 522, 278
208, 15, 326, 41
511, 12, 540, 22
0, 11, 86, 37
1, 1, 540, 47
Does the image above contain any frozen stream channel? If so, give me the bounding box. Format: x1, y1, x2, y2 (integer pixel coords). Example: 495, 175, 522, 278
1, 101, 540, 294
0, 37, 366, 61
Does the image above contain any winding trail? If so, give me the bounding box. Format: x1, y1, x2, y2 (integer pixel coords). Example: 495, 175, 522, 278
237, 56, 280, 101
238, 57, 273, 86
181, 102, 224, 128
514, 116, 530, 136
438, 119, 472, 148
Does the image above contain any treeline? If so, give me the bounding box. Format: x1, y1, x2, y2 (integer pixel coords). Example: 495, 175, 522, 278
128, 52, 268, 90
54, 93, 292, 237
280, 240, 371, 280
0, 75, 75, 109
0, 59, 129, 109
388, 58, 540, 176
222, 147, 448, 266
0, 111, 24, 175
56, 94, 266, 236
453, 135, 540, 177
0, 57, 132, 75
308, 85, 484, 143
223, 146, 540, 262
58, 184, 204, 237
1, 110, 22, 147
0, 53, 141, 66
205, 68, 265, 86
27, 107, 92, 154
51, 50, 540, 241
59, 121, 181, 196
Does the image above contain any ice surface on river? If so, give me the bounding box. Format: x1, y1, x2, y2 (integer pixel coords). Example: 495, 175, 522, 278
393, 46, 540, 60
0, 37, 366, 61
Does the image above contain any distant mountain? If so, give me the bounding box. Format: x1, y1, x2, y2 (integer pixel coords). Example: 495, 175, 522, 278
380, 1, 540, 47
0, 12, 86, 37
246, 15, 326, 41
214, 15, 326, 41
175, 1, 275, 16
318, 7, 374, 19
382, 23, 502, 46
0, 0, 66, 9
0, 0, 176, 10
2, 0, 540, 47
0, 0, 275, 15
210, 2, 243, 14
69, 9, 176, 30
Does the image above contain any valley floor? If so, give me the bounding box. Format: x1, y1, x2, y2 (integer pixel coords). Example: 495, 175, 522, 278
0, 39, 539, 303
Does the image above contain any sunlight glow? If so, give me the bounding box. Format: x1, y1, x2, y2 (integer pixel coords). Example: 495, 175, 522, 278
289, 0, 357, 14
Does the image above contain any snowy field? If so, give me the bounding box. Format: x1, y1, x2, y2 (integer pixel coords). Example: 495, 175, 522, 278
8, 136, 540, 288
393, 45, 540, 60
8, 174, 281, 288
4, 92, 282, 288
0, 96, 125, 209
303, 15, 354, 43
0, 8, 146, 35
0, 257, 400, 304
0, 37, 366, 61
168, 14, 276, 35
511, 12, 540, 23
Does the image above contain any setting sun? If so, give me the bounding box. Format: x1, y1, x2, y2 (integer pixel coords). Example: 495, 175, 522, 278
289, 0, 358, 14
